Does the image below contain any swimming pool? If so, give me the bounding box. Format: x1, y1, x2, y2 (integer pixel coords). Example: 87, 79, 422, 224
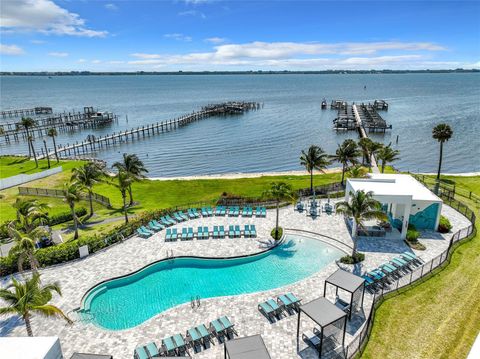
81, 234, 344, 330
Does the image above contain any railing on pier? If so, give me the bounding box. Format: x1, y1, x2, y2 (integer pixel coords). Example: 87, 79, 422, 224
0, 106, 53, 119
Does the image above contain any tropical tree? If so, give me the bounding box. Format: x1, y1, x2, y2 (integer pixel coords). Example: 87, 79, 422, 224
7, 225, 48, 273
300, 145, 331, 195
331, 139, 361, 186
42, 139, 50, 168
62, 182, 83, 240
112, 153, 148, 206
47, 128, 59, 163
358, 137, 374, 165
112, 169, 134, 224
19, 117, 36, 158
346, 164, 368, 179
377, 143, 400, 173
335, 190, 387, 256
263, 182, 295, 240
0, 273, 72, 336
12, 198, 49, 233
432, 123, 453, 180
72, 162, 105, 217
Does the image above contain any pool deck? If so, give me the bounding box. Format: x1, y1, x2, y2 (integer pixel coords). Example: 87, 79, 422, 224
0, 203, 471, 359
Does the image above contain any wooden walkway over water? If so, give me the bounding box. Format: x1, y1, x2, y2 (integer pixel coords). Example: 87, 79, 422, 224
37, 102, 260, 160
1, 107, 52, 119
332, 100, 391, 133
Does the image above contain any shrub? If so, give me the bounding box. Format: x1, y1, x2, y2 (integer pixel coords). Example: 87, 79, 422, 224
270, 227, 283, 240
48, 208, 87, 226
438, 215, 452, 233
406, 228, 420, 241
340, 252, 365, 264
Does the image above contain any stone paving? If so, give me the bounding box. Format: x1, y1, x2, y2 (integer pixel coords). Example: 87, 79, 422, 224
0, 202, 471, 359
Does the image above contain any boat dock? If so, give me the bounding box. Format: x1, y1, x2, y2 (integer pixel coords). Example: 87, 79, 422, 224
0, 107, 117, 142
0, 107, 52, 118
332, 100, 391, 133
37, 102, 259, 160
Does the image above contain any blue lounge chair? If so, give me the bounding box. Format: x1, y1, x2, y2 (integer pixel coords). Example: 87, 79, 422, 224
181, 228, 188, 240
267, 298, 282, 314
390, 258, 411, 273
178, 211, 189, 221
214, 206, 224, 216
203, 226, 209, 239
140, 226, 154, 235
171, 228, 178, 241
250, 224, 257, 237
402, 251, 423, 264
258, 300, 281, 320
210, 319, 225, 338
191, 208, 200, 218
196, 323, 214, 346
162, 336, 176, 356
229, 225, 235, 238
228, 206, 235, 217
206, 206, 213, 216
213, 225, 219, 239
165, 215, 177, 224
160, 217, 172, 227
285, 292, 301, 308
187, 209, 196, 219
172, 334, 188, 355
165, 228, 172, 241
173, 212, 184, 222
197, 226, 203, 239
187, 327, 202, 349
242, 206, 249, 217
235, 225, 241, 237
201, 207, 209, 217
244, 225, 251, 238
137, 228, 150, 238
187, 227, 194, 240
152, 220, 165, 230
148, 221, 162, 231
296, 201, 304, 212
219, 225, 225, 238
134, 345, 149, 359
219, 315, 237, 337
278, 294, 297, 312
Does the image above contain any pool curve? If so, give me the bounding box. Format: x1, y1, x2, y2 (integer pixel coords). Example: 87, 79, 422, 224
81, 234, 344, 330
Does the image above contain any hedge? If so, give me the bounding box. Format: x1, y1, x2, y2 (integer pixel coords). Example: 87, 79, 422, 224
0, 207, 171, 276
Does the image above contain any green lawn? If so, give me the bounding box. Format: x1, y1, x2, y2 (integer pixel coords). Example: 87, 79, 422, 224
0, 156, 85, 178
361, 175, 480, 359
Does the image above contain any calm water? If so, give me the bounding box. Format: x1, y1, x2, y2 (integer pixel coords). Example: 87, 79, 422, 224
1, 74, 479, 176
82, 234, 343, 330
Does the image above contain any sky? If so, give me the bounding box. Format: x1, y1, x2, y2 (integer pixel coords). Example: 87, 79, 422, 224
0, 0, 479, 71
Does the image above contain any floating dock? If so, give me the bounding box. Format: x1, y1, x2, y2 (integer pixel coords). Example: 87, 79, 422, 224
37, 102, 260, 160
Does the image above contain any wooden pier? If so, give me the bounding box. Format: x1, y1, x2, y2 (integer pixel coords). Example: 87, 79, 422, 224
37, 102, 259, 160
0, 107, 117, 142
332, 100, 391, 133
1, 107, 52, 119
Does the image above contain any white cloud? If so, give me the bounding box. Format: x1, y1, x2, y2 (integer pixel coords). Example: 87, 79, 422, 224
30, 39, 46, 44
77, 58, 86, 63
108, 60, 124, 64
205, 37, 227, 44
178, 10, 206, 19
0, 0, 107, 37
104, 3, 118, 11
164, 33, 192, 42
92, 59, 102, 64
48, 51, 68, 57
183, 0, 215, 4
0, 43, 25, 55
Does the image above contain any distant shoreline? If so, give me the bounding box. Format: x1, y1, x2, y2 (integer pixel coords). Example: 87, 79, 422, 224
1, 69, 479, 76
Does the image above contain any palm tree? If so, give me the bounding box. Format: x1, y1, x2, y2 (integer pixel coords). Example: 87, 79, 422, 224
432, 123, 453, 180
112, 153, 148, 206
19, 117, 36, 158
358, 137, 374, 165
300, 145, 331, 195
12, 199, 49, 233
72, 162, 105, 217
29, 136, 38, 168
42, 139, 50, 168
0, 273, 72, 336
47, 128, 59, 163
346, 164, 368, 179
62, 182, 83, 240
335, 190, 386, 256
377, 143, 400, 173
331, 139, 360, 186
7, 225, 48, 273
263, 182, 294, 240
114, 169, 134, 224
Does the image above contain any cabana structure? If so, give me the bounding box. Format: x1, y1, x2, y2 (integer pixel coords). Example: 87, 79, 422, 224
297, 297, 347, 358
324, 269, 365, 320
345, 174, 443, 239
224, 334, 271, 359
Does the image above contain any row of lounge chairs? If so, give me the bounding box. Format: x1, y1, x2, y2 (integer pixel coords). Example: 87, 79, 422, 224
362, 251, 424, 293
258, 292, 301, 321
134, 316, 237, 358
165, 225, 257, 241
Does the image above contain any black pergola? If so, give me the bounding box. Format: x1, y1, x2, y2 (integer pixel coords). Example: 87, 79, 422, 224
224, 334, 271, 359
296, 297, 347, 358
323, 269, 365, 320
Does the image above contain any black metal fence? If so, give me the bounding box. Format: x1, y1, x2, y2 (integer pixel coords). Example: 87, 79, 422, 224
18, 186, 111, 207
344, 191, 476, 358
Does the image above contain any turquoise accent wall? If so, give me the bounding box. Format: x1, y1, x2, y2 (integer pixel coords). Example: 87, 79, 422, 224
388, 212, 403, 231
409, 203, 439, 230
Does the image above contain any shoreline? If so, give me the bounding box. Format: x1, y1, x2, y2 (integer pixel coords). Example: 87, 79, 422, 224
148, 168, 343, 181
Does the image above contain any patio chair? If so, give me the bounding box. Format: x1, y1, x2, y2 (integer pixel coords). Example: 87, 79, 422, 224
148, 221, 162, 232
165, 228, 172, 241
219, 225, 225, 238
173, 212, 184, 222
219, 315, 237, 338
165, 215, 177, 224
178, 211, 189, 221
140, 226, 154, 236
201, 207, 209, 217
151, 220, 165, 230
186, 327, 202, 350
250, 224, 257, 237
171, 228, 178, 241
173, 333, 188, 355
191, 208, 200, 218
285, 292, 301, 309
390, 257, 412, 273
160, 216, 172, 227
206, 206, 213, 216
187, 209, 196, 219
187, 227, 194, 240
209, 319, 226, 338
197, 226, 203, 239
302, 330, 321, 349
244, 225, 251, 238
196, 323, 214, 347
335, 296, 351, 315
203, 226, 210, 239
277, 294, 296, 312
137, 228, 150, 238
235, 225, 241, 237
228, 225, 235, 238
402, 251, 423, 265
162, 336, 177, 356
228, 206, 235, 217
258, 301, 276, 321
134, 342, 160, 359
213, 226, 219, 239
296, 201, 304, 212
215, 206, 225, 216
181, 228, 188, 241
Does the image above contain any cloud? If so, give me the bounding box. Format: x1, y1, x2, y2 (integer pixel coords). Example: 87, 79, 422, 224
164, 33, 192, 42
108, 60, 124, 64
30, 39, 46, 44
92, 59, 102, 64
0, 0, 107, 37
205, 37, 227, 44
77, 58, 86, 63
178, 10, 206, 19
48, 51, 68, 57
183, 0, 216, 4
0, 43, 25, 55
104, 3, 118, 11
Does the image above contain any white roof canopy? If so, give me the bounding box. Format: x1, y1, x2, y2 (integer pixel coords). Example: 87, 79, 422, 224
347, 174, 442, 202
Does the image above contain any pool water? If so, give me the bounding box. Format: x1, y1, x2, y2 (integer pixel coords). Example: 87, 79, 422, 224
81, 234, 343, 330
